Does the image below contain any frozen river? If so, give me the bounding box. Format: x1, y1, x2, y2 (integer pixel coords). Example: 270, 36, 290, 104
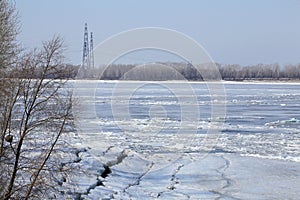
67, 81, 300, 199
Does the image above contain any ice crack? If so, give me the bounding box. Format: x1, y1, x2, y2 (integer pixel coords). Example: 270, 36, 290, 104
123, 162, 154, 194
106, 149, 128, 167
211, 155, 240, 200
157, 163, 188, 199
102, 146, 114, 156
168, 164, 184, 190
219, 155, 232, 189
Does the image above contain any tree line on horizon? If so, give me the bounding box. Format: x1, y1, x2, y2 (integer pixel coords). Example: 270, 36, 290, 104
4, 59, 299, 81
94, 62, 300, 81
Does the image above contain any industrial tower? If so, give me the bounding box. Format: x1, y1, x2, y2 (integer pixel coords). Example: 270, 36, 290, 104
82, 23, 94, 77
90, 32, 94, 69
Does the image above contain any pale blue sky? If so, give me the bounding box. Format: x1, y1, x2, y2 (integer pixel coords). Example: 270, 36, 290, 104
16, 0, 300, 65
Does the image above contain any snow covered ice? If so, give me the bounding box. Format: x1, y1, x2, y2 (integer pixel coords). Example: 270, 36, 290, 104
65, 81, 300, 199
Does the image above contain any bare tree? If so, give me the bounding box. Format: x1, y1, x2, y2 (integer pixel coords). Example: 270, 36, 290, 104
0, 36, 73, 199
0, 0, 19, 120
0, 1, 75, 198
0, 0, 19, 169
0, 0, 19, 73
